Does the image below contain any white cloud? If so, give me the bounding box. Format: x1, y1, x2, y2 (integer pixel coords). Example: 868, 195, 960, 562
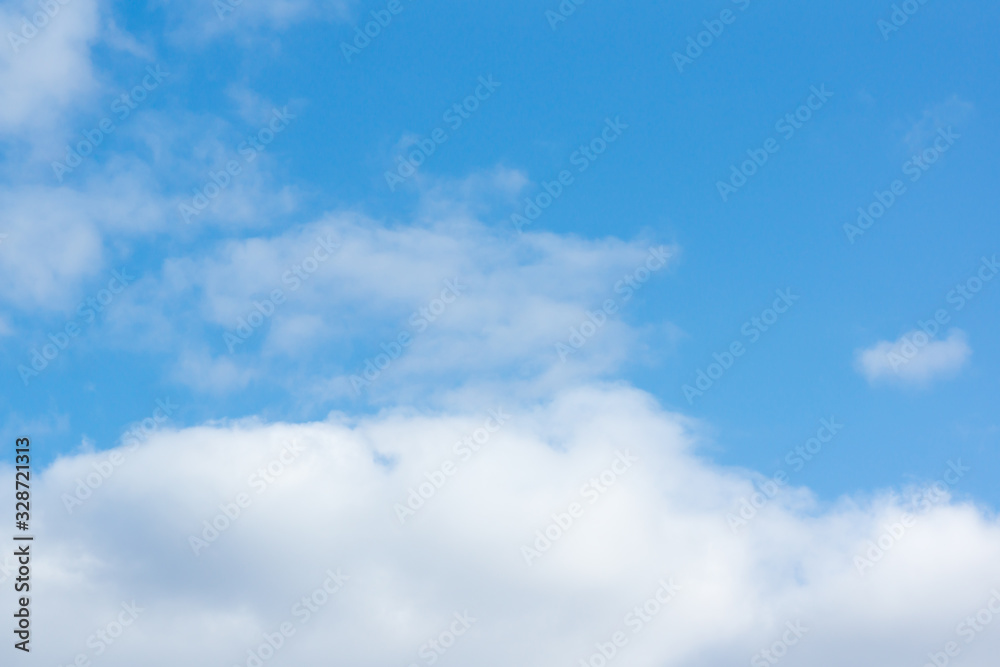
106, 209, 676, 400
12, 384, 1000, 666
0, 165, 170, 312
856, 328, 972, 387
0, 103, 303, 314
0, 0, 102, 137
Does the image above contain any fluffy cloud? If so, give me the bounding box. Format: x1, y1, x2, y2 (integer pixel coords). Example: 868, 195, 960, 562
0, 166, 170, 313
11, 384, 1000, 666
106, 207, 677, 399
856, 328, 972, 387
0, 0, 101, 138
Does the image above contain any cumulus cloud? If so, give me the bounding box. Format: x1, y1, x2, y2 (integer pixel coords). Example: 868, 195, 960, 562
856, 328, 972, 387
10, 384, 1000, 667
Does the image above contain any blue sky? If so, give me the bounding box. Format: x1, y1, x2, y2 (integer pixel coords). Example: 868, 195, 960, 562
4, 0, 997, 505
2, 2, 1000, 663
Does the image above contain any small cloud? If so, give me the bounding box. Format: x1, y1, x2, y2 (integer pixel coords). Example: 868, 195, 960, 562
856, 328, 971, 387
